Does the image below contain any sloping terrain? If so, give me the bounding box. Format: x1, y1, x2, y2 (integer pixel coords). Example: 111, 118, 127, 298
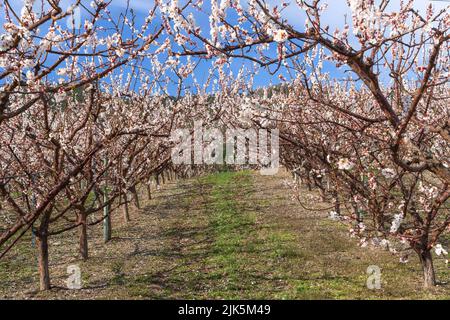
0, 170, 449, 299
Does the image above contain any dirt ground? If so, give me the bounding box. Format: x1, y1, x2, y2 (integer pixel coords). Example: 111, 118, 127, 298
0, 170, 449, 299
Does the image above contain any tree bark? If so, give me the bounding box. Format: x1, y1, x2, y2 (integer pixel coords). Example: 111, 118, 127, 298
103, 203, 112, 243
305, 174, 312, 191
37, 232, 50, 291
147, 184, 152, 200
130, 185, 140, 209
79, 211, 88, 260
122, 192, 130, 223
334, 190, 341, 215
418, 249, 436, 288
37, 211, 51, 291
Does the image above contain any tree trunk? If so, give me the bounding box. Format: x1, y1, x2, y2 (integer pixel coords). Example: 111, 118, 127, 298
305, 174, 312, 191
122, 192, 130, 223
79, 211, 89, 260
130, 185, 140, 209
147, 184, 152, 200
37, 211, 51, 291
351, 196, 360, 227
37, 233, 50, 291
156, 175, 160, 189
334, 190, 341, 215
418, 249, 436, 288
103, 203, 112, 243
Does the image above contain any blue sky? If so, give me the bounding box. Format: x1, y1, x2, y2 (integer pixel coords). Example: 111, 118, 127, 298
1, 0, 448, 95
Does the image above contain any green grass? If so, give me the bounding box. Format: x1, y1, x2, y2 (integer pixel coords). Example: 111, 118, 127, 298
154, 170, 321, 299
1, 170, 449, 299
203, 171, 257, 297
0, 233, 38, 294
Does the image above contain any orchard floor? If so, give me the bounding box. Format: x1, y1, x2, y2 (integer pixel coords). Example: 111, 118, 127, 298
0, 170, 449, 299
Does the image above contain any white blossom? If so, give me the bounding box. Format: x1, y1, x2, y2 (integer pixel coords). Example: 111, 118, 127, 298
328, 211, 340, 221
381, 168, 396, 179
435, 244, 448, 256
337, 158, 354, 170
273, 29, 289, 43
390, 213, 403, 234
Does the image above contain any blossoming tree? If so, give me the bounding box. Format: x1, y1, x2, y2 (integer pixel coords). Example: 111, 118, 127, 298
160, 0, 449, 287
